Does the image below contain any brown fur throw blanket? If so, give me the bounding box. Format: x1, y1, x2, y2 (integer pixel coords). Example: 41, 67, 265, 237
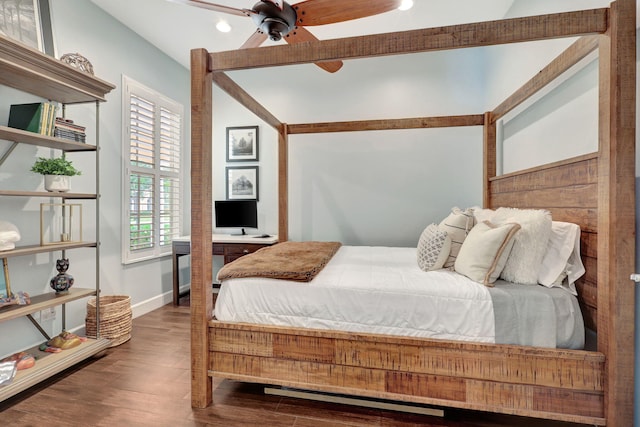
217, 241, 342, 282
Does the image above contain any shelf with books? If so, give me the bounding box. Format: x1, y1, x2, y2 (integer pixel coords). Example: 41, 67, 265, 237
0, 126, 96, 152
0, 32, 115, 402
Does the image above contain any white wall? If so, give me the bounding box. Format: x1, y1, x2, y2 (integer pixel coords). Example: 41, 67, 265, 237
0, 0, 190, 357
213, 50, 487, 248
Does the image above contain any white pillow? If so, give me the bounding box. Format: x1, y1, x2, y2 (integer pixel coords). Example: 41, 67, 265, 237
0, 221, 20, 251
417, 224, 451, 271
472, 206, 495, 223
454, 221, 521, 286
438, 207, 475, 269
538, 221, 585, 295
491, 207, 552, 285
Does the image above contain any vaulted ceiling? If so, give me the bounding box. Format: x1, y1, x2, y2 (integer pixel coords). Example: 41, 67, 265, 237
91, 0, 522, 69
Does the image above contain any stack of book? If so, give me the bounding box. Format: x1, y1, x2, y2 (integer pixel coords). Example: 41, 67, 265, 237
8, 102, 57, 136
53, 118, 86, 143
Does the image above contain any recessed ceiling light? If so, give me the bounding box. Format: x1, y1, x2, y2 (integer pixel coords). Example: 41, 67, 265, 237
216, 20, 231, 33
398, 0, 414, 11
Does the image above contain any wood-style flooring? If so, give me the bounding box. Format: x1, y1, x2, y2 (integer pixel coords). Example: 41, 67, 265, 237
0, 301, 591, 426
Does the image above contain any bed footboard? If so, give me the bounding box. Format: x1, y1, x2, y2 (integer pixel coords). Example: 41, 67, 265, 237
208, 321, 605, 425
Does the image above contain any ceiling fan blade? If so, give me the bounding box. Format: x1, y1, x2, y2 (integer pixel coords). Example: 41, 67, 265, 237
166, 0, 251, 17
292, 0, 402, 26
239, 30, 269, 49
284, 27, 343, 73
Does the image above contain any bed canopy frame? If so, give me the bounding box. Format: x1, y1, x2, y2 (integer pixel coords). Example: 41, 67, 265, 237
189, 1, 636, 425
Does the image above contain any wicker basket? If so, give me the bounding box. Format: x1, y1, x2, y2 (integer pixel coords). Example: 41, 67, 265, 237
85, 295, 132, 347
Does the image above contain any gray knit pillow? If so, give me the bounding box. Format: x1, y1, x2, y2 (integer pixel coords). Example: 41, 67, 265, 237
439, 207, 476, 269
417, 224, 451, 271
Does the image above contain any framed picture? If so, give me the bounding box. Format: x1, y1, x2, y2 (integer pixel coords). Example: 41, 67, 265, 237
0, 0, 55, 55
226, 126, 259, 162
0, 258, 10, 299
226, 166, 259, 201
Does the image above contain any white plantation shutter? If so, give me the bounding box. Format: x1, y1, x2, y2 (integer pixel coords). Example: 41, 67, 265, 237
122, 76, 183, 263
130, 94, 155, 169
159, 106, 181, 247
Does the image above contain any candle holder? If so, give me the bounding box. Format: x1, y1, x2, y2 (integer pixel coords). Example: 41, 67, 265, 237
40, 203, 82, 246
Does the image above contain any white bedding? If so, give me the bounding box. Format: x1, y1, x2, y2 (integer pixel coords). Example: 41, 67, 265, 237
214, 246, 584, 348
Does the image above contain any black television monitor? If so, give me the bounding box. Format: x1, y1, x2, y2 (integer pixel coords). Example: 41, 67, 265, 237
215, 200, 257, 235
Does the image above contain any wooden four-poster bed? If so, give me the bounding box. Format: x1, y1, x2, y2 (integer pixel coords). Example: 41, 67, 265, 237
189, 1, 636, 425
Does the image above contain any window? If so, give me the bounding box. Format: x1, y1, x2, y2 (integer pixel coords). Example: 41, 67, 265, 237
122, 76, 183, 263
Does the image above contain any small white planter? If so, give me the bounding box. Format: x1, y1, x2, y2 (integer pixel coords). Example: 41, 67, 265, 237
44, 175, 70, 192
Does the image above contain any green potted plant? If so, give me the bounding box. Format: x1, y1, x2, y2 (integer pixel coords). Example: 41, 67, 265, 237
31, 156, 81, 192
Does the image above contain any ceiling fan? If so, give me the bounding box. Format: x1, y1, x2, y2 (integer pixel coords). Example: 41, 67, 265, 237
169, 0, 404, 72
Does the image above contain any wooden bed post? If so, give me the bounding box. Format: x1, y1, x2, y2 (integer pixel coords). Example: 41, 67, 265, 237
483, 112, 496, 208
190, 48, 213, 408
598, 1, 636, 425
278, 124, 288, 242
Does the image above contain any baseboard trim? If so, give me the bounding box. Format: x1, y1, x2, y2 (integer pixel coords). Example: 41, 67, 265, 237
264, 387, 444, 417
131, 284, 191, 318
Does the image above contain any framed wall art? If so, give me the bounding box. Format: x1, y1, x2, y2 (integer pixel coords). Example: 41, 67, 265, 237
0, 0, 55, 55
0, 258, 10, 299
226, 125, 259, 162
226, 166, 259, 201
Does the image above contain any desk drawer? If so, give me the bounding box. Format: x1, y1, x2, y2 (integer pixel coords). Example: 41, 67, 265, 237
223, 243, 270, 264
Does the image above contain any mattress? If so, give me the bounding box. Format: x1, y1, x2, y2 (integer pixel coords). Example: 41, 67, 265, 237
214, 246, 584, 349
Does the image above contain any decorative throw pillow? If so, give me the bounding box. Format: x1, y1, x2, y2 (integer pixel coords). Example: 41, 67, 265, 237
491, 207, 552, 285
454, 221, 521, 286
417, 224, 451, 271
438, 207, 475, 269
538, 221, 584, 295
472, 206, 495, 224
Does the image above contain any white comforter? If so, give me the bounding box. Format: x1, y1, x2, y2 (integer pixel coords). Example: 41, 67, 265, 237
215, 246, 496, 342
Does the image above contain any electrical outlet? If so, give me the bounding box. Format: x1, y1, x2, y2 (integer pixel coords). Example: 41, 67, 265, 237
41, 307, 56, 321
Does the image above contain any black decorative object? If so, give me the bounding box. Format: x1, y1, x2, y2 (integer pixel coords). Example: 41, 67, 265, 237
50, 259, 74, 293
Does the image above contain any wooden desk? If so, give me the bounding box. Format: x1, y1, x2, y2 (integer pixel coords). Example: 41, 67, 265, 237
172, 234, 278, 305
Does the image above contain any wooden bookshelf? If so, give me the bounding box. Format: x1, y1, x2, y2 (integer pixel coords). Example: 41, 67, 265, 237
0, 242, 97, 258
0, 337, 111, 402
0, 288, 96, 323
0, 29, 114, 404
0, 189, 96, 199
0, 34, 114, 104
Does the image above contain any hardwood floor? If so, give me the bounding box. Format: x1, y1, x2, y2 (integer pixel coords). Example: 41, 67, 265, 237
0, 301, 591, 426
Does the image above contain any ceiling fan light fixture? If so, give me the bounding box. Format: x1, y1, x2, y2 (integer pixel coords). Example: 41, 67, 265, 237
261, 17, 288, 40
398, 0, 414, 11
216, 20, 231, 32
251, 1, 297, 41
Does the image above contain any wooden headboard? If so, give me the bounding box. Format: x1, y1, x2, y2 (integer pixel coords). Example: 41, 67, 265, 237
488, 153, 599, 330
